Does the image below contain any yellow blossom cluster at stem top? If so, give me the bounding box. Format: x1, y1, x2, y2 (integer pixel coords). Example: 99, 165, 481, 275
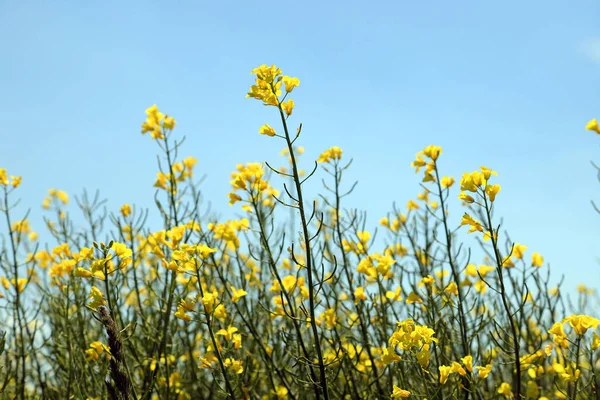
246, 64, 299, 138
227, 162, 280, 210
0, 168, 22, 188
587, 118, 600, 134
141, 104, 176, 140
317, 146, 343, 164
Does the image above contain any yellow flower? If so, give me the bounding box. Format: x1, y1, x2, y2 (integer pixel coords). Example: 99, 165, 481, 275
228, 193, 242, 206
11, 219, 31, 234
406, 200, 419, 211
175, 307, 192, 322
111, 242, 132, 258
10, 278, 28, 293
461, 355, 473, 372
202, 292, 218, 313
441, 176, 455, 188
54, 190, 69, 204
2, 172, 22, 189
391, 385, 411, 398
549, 321, 566, 337
577, 284, 595, 295
317, 146, 343, 163
474, 280, 487, 294
224, 357, 244, 374
41, 196, 52, 209
460, 172, 479, 192
439, 365, 452, 384
586, 118, 600, 134
281, 99, 295, 116
564, 314, 600, 336
460, 213, 483, 233
162, 259, 180, 272
450, 361, 466, 376
120, 204, 132, 217
179, 297, 196, 312
282, 76, 300, 93
163, 116, 176, 130
321, 308, 337, 328
354, 286, 367, 302
458, 191, 475, 203
357, 231, 371, 245
422, 144, 442, 161
531, 252, 543, 267
464, 264, 478, 277
280, 275, 297, 292
259, 124, 277, 137
477, 363, 492, 378
406, 292, 422, 304
419, 275, 434, 287
141, 105, 173, 139
444, 282, 459, 296
273, 386, 289, 399
381, 347, 401, 365
512, 243, 527, 259
216, 325, 239, 341
497, 382, 513, 398
182, 156, 198, 172
480, 166, 497, 180
592, 332, 600, 350
549, 322, 569, 348
10, 176, 22, 188
485, 183, 501, 202
230, 286, 248, 303
154, 172, 169, 190
388, 319, 437, 366
247, 64, 284, 106
86, 341, 109, 362
88, 286, 106, 309
215, 305, 230, 324
553, 362, 580, 382
195, 244, 217, 259
411, 156, 426, 172
0, 168, 8, 185
385, 286, 402, 302
74, 268, 93, 278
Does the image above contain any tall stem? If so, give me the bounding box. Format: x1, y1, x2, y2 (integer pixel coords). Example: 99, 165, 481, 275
3, 188, 26, 399
482, 194, 521, 399
277, 106, 329, 400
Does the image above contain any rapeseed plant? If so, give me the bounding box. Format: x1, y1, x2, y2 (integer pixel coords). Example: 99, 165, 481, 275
0, 66, 598, 400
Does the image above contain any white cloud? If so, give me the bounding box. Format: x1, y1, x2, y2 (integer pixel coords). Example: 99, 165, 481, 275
579, 37, 600, 64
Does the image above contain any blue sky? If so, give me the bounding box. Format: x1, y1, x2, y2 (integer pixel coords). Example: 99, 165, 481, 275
1, 1, 599, 293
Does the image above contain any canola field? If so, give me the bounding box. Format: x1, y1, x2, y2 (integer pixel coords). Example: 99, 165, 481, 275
2, 64, 600, 400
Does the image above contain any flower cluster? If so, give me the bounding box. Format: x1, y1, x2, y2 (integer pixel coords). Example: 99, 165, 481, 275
141, 104, 176, 140
411, 144, 442, 182
317, 146, 343, 163
388, 318, 438, 367
0, 168, 21, 188
228, 162, 279, 209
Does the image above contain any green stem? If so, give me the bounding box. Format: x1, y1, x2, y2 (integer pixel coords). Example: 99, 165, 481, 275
276, 104, 330, 400
482, 192, 521, 399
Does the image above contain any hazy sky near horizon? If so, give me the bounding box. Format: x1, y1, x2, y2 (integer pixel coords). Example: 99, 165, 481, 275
1, 1, 599, 293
